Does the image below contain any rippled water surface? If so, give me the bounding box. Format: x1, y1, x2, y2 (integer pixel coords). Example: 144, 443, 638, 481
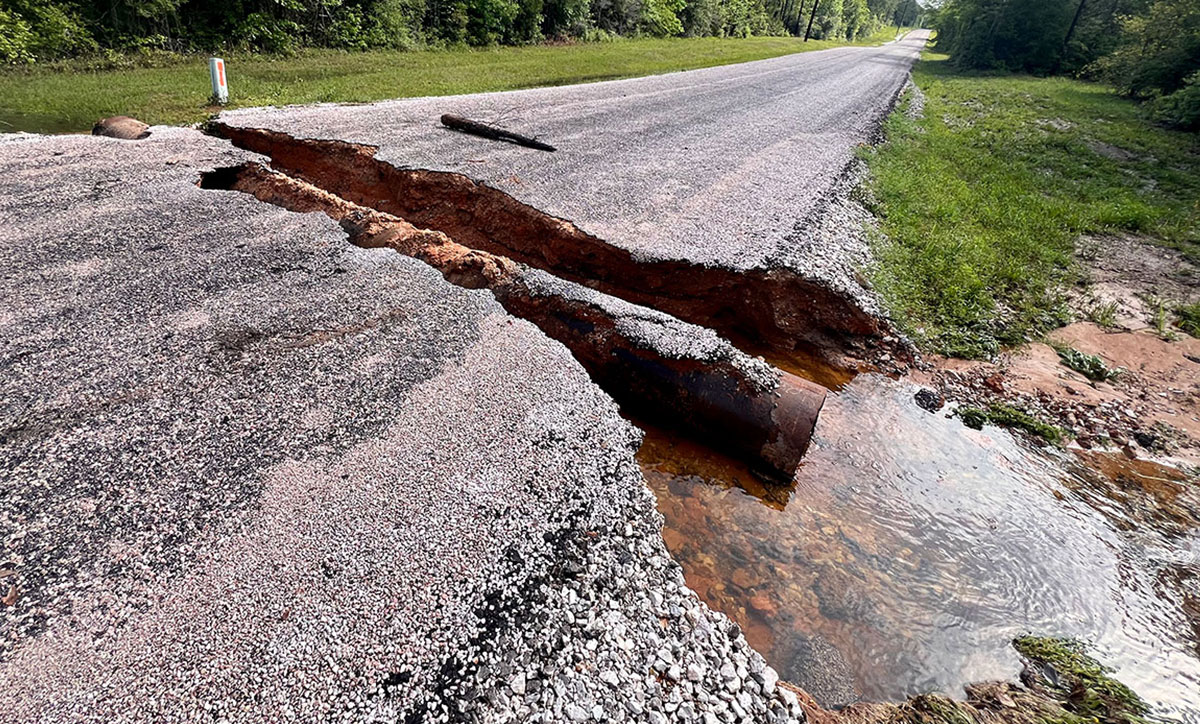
639, 373, 1200, 721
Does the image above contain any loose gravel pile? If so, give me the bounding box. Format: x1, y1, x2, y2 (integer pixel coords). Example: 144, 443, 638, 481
413, 475, 805, 724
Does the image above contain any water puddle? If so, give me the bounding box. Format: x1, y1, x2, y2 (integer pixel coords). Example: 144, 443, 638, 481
639, 373, 1200, 721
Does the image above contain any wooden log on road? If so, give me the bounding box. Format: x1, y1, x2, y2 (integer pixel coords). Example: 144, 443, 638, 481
440, 114, 557, 152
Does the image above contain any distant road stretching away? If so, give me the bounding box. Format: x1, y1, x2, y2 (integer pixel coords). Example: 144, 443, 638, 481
221, 30, 930, 272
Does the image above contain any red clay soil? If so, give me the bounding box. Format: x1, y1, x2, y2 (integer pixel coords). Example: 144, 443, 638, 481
916, 323, 1200, 464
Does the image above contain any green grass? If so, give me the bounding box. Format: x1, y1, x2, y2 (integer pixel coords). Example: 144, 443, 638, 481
1177, 301, 1200, 336
862, 53, 1200, 359
0, 27, 906, 134
1085, 300, 1119, 328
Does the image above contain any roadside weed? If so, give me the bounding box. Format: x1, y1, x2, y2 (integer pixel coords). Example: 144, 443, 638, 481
865, 54, 1200, 358
1086, 301, 1119, 328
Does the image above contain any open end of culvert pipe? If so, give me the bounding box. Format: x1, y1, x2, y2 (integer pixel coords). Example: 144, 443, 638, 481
766, 373, 827, 474
198, 160, 828, 482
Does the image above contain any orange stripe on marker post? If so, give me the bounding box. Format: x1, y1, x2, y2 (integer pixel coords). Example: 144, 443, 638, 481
209, 57, 229, 106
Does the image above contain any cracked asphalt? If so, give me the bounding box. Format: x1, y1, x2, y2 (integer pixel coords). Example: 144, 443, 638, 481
219, 31, 928, 271
1, 36, 925, 720
0, 130, 623, 718
0, 128, 805, 722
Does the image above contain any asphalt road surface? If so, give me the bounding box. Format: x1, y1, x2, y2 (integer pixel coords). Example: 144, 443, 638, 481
0, 130, 805, 721
220, 31, 929, 272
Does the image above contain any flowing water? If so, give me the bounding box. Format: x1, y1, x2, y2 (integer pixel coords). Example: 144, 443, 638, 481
639, 373, 1200, 721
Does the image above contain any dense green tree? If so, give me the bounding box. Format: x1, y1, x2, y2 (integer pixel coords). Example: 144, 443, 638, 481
0, 0, 911, 61
541, 0, 590, 34
932, 0, 1199, 128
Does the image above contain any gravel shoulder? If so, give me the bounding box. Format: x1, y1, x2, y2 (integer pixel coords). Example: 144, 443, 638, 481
0, 129, 804, 721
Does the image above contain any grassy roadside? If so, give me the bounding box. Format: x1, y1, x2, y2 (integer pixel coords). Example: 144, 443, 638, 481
861, 53, 1200, 358
0, 27, 905, 134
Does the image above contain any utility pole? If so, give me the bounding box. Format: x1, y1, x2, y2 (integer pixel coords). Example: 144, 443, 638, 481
803, 0, 821, 40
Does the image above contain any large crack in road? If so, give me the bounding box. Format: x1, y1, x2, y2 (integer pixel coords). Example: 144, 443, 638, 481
200, 160, 828, 481
207, 123, 904, 366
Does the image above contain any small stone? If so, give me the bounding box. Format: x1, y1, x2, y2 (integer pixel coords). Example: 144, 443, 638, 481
686, 663, 703, 682
92, 115, 150, 140
565, 703, 588, 722
761, 666, 779, 694
780, 688, 799, 710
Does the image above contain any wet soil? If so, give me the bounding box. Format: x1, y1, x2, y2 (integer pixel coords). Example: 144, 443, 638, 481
640, 373, 1200, 722
920, 322, 1200, 463
1070, 233, 1199, 333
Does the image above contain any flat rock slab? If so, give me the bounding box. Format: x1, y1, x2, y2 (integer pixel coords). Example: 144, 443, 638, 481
218, 32, 928, 272
0, 129, 643, 719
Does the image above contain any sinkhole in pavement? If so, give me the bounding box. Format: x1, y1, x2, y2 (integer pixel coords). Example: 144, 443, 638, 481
205, 122, 904, 368
198, 161, 827, 483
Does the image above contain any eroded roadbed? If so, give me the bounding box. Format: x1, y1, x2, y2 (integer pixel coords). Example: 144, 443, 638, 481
199, 159, 828, 480
0, 130, 805, 721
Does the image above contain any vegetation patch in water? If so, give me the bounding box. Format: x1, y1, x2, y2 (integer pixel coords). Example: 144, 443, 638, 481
1013, 636, 1150, 724
957, 404, 1065, 445
805, 638, 1155, 724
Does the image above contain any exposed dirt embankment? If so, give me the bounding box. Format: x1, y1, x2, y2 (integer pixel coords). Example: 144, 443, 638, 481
207, 123, 902, 367
201, 162, 827, 481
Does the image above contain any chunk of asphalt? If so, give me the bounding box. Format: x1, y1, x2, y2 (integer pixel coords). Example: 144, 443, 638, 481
0, 128, 804, 723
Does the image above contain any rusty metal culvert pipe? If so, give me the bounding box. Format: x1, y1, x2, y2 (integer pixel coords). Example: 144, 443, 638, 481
493, 273, 827, 481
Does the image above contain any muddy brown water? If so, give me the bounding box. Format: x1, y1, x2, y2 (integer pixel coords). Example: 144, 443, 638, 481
639, 373, 1200, 722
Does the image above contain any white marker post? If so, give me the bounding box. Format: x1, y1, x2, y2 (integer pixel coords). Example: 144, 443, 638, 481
209, 57, 228, 105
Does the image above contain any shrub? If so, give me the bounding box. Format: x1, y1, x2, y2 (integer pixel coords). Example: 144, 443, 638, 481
1053, 344, 1122, 382
639, 0, 686, 36
1153, 71, 1200, 130
0, 0, 95, 63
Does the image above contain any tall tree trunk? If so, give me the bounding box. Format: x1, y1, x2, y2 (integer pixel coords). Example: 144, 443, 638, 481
804, 0, 821, 40
1052, 0, 1088, 72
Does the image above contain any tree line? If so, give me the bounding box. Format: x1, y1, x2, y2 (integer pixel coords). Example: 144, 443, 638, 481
0, 0, 921, 62
931, 0, 1200, 127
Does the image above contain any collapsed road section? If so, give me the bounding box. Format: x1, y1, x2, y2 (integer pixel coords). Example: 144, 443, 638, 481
200, 161, 827, 480
207, 123, 902, 365
0, 128, 807, 722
